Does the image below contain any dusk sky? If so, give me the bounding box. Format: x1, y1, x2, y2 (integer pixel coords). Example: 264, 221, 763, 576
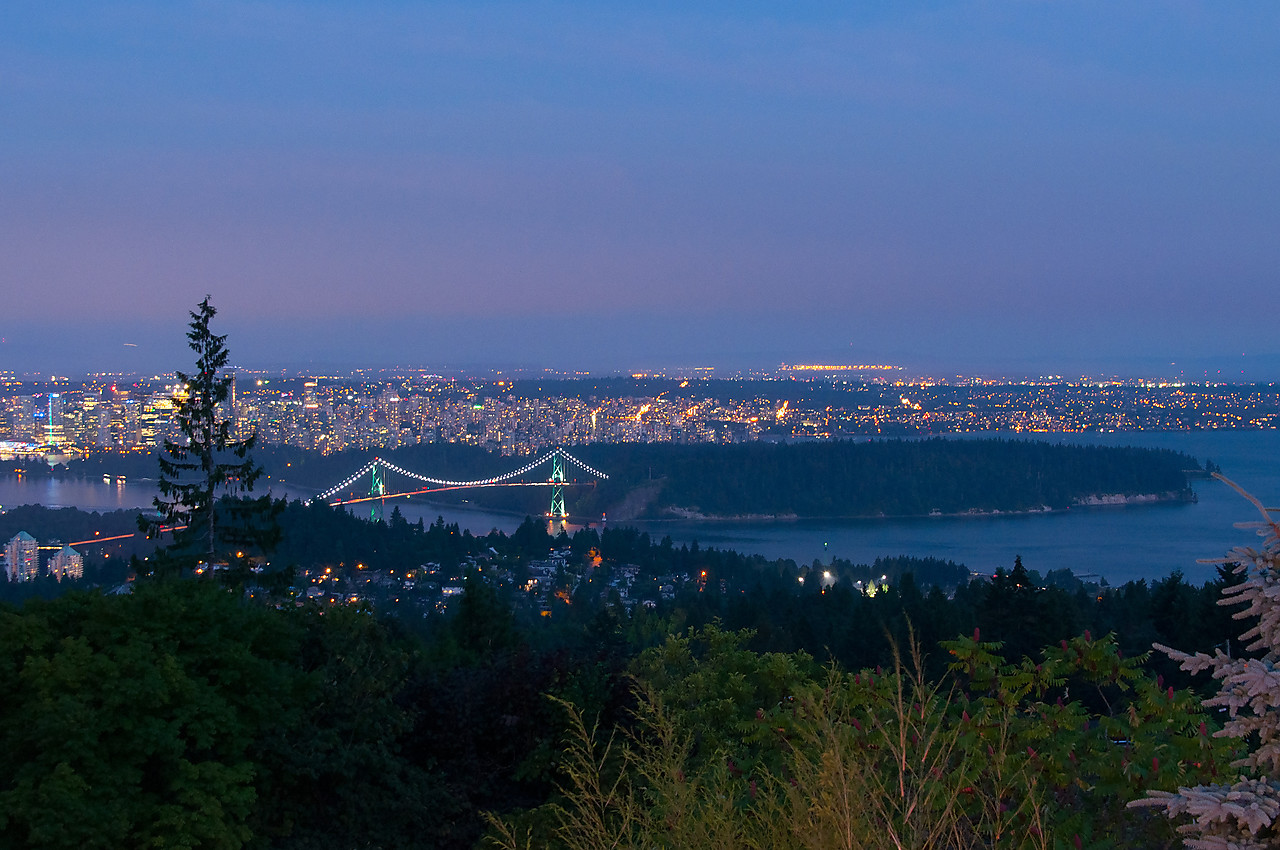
3, 3, 1278, 378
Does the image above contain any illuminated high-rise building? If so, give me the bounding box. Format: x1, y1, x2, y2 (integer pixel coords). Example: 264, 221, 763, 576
46, 393, 65, 445
302, 380, 319, 410
95, 403, 114, 448
139, 394, 176, 447
14, 396, 36, 442
123, 399, 141, 446
5, 531, 39, 582
49, 544, 84, 581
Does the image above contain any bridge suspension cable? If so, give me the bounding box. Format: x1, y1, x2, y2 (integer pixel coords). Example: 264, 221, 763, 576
558, 449, 610, 481
312, 448, 608, 504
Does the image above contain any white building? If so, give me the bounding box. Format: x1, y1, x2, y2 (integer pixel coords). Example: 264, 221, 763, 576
49, 544, 84, 581
5, 531, 39, 582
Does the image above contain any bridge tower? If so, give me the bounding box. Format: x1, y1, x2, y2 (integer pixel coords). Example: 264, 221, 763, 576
370, 460, 386, 522
548, 449, 568, 519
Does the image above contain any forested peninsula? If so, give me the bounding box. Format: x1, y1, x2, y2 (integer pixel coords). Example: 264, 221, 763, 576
574, 439, 1201, 519
13, 438, 1202, 520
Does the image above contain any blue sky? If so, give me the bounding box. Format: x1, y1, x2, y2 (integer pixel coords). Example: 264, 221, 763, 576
2, 2, 1278, 378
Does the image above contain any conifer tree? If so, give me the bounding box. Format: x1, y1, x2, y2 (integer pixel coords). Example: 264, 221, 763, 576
140, 296, 280, 573
1132, 476, 1280, 848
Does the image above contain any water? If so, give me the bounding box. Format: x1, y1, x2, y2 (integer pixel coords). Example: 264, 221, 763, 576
0, 476, 162, 513
2, 430, 1277, 584
0, 475, 522, 545
622, 431, 1280, 585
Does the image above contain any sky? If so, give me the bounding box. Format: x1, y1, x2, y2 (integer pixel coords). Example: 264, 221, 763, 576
2, 2, 1279, 379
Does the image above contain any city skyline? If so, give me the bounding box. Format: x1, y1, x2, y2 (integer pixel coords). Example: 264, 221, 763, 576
3, 374, 1275, 462
3, 4, 1279, 378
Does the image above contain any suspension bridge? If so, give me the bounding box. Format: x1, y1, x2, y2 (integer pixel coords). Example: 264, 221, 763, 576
311, 447, 610, 521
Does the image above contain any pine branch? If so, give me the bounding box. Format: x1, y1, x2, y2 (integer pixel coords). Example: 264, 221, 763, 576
1132, 475, 1280, 845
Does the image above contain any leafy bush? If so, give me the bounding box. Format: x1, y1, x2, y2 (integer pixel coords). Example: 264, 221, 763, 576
487, 624, 1230, 849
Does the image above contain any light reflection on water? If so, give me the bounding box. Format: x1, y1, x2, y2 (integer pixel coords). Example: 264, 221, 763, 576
0, 475, 160, 513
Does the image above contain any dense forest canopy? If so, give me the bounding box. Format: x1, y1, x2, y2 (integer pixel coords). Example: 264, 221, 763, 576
571, 438, 1201, 518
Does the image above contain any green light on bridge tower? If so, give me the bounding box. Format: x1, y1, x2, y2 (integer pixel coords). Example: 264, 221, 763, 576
370, 460, 386, 523
549, 450, 567, 519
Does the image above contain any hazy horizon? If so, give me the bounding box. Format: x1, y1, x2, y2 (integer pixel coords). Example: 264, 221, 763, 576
4, 309, 1277, 385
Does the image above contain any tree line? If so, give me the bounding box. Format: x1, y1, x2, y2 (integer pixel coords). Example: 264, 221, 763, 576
2, 497, 1243, 687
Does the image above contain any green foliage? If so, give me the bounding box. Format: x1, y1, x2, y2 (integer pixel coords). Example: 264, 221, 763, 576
488, 626, 1234, 850
0, 581, 302, 850
453, 571, 518, 656
254, 605, 458, 850
628, 623, 818, 778
0, 581, 488, 850
271, 500, 485, 578
943, 629, 1231, 847
769, 647, 1047, 850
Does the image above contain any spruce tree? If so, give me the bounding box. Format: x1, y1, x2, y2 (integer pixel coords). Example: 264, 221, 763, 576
140, 296, 280, 574
1132, 476, 1280, 847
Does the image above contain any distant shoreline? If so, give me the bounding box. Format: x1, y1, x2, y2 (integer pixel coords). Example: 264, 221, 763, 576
656, 490, 1196, 523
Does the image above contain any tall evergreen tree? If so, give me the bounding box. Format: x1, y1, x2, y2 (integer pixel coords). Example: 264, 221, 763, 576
140, 296, 280, 573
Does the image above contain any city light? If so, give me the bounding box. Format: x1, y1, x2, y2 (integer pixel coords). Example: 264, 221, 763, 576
0, 374, 1274, 461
